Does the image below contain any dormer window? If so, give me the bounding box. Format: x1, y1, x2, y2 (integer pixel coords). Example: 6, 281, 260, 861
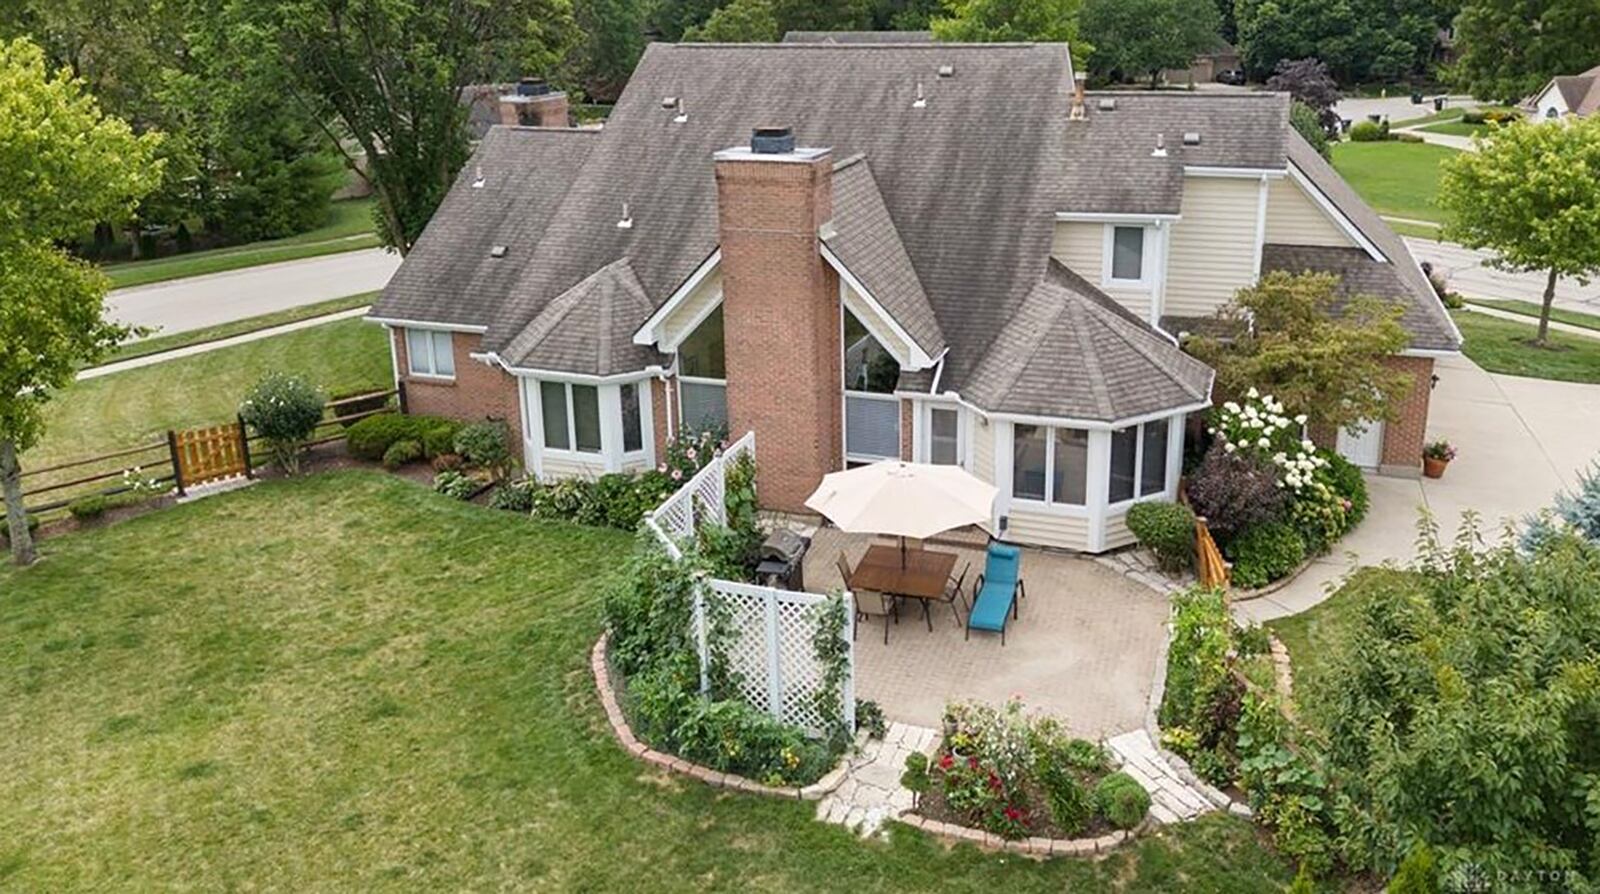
1109, 225, 1146, 284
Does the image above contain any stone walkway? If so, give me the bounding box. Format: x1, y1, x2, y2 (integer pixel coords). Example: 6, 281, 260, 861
816, 721, 938, 836
1106, 730, 1224, 825
1092, 548, 1193, 597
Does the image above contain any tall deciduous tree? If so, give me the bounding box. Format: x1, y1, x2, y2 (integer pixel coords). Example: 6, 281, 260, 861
1439, 117, 1600, 346
1452, 0, 1600, 102
1234, 0, 1444, 84
1080, 0, 1219, 87
931, 0, 1089, 57
0, 38, 160, 565
684, 0, 781, 41
235, 0, 577, 254
1185, 271, 1412, 434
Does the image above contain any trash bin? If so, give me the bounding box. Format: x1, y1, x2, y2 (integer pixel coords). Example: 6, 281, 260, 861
1434, 96, 1447, 112
755, 528, 809, 591
1410, 91, 1423, 104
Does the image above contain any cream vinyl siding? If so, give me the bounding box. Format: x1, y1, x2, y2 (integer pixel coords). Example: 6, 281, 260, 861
1103, 510, 1138, 550
540, 453, 607, 479
657, 269, 722, 348
1264, 177, 1354, 247
1051, 221, 1153, 321
620, 454, 653, 473
1005, 507, 1092, 551
842, 280, 912, 363
971, 412, 996, 483
1165, 177, 1261, 317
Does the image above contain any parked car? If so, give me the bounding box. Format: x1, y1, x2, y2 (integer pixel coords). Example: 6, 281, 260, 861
1216, 69, 1246, 86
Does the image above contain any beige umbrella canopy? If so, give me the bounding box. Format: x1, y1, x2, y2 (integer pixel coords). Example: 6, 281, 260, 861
804, 460, 998, 540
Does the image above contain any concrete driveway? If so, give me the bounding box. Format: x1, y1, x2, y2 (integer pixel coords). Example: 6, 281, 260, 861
1404, 237, 1600, 316
105, 247, 401, 338
1237, 353, 1600, 622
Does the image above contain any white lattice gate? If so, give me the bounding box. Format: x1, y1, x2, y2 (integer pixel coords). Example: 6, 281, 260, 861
696, 580, 855, 735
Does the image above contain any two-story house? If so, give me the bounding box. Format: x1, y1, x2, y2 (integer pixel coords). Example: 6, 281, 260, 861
367, 41, 1460, 553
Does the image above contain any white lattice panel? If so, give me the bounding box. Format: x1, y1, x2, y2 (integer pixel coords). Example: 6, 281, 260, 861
701, 580, 848, 734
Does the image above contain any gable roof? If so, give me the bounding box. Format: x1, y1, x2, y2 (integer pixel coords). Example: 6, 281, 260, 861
499, 259, 665, 376
1555, 65, 1600, 116
374, 126, 596, 329
823, 155, 943, 357
1283, 132, 1461, 351
963, 261, 1213, 421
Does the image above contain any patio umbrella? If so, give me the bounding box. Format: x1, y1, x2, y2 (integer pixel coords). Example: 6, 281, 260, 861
804, 461, 998, 566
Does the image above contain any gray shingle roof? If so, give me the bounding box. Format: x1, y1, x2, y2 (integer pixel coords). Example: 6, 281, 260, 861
963, 261, 1213, 421
1261, 244, 1459, 351
824, 155, 944, 357
1551, 65, 1600, 116
1059, 91, 1291, 215
782, 31, 934, 44
500, 259, 666, 375
371, 126, 596, 329
1283, 133, 1460, 351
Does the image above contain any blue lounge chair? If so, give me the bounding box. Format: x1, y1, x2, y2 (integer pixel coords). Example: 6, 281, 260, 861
966, 543, 1025, 645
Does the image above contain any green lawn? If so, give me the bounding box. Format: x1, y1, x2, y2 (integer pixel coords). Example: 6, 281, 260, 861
1330, 141, 1460, 225
1463, 298, 1600, 333
0, 472, 1297, 890
1386, 219, 1444, 240
1388, 105, 1467, 128
103, 292, 377, 365
25, 318, 389, 507
1453, 309, 1600, 383
1416, 121, 1485, 137
103, 199, 381, 289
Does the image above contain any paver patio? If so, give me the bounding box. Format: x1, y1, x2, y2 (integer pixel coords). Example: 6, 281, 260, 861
801, 526, 1170, 739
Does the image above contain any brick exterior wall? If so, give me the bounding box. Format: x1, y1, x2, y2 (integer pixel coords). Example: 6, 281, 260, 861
498, 92, 568, 128
900, 400, 915, 461
715, 150, 842, 512
392, 330, 523, 438
1379, 355, 1434, 473
650, 376, 671, 465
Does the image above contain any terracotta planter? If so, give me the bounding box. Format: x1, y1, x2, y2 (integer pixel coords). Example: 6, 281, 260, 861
1422, 456, 1449, 479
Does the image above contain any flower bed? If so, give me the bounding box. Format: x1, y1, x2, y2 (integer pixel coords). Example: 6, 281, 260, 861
903, 700, 1150, 844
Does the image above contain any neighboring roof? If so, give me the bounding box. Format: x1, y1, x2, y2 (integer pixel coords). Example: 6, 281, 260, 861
782, 31, 934, 44
373, 126, 597, 329
1283, 132, 1460, 351
963, 261, 1213, 422
1059, 91, 1291, 215
461, 83, 512, 141
824, 155, 944, 357
499, 259, 665, 376
470, 42, 1077, 381
1551, 64, 1600, 116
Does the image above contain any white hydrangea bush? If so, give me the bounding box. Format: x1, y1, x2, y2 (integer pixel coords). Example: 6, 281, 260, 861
1207, 387, 1326, 494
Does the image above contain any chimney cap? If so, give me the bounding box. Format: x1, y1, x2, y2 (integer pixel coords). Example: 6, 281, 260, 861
516, 77, 553, 97
751, 126, 796, 154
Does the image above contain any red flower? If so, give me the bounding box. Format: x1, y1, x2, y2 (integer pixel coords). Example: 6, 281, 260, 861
1004, 806, 1023, 822
987, 772, 1002, 792
938, 753, 954, 770
967, 756, 979, 770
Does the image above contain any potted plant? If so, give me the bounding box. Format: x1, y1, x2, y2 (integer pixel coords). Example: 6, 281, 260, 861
1423, 439, 1456, 478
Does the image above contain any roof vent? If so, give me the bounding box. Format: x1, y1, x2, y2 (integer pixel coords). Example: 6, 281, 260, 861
672, 97, 688, 124
660, 96, 677, 110
1097, 97, 1117, 111
1151, 133, 1168, 158
937, 63, 955, 78
912, 81, 927, 109
471, 166, 486, 189
750, 126, 795, 154
1182, 131, 1201, 146
489, 244, 507, 258
616, 201, 633, 229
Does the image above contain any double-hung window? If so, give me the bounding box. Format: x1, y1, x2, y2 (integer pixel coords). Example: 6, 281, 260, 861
1107, 225, 1147, 286
1108, 421, 1170, 503
541, 381, 602, 454
405, 329, 455, 378
1011, 424, 1089, 507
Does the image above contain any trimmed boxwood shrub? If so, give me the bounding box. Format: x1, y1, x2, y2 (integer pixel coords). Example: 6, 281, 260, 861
67, 491, 155, 521
346, 413, 460, 462
1349, 120, 1385, 141
1125, 501, 1196, 573
1226, 521, 1307, 589
381, 439, 423, 469
328, 388, 393, 429
1093, 772, 1151, 830
454, 421, 514, 482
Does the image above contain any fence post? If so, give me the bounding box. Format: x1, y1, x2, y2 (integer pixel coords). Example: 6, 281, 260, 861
693, 586, 710, 696
236, 416, 254, 479
397, 381, 409, 415
765, 592, 782, 717
166, 430, 186, 497
843, 592, 856, 734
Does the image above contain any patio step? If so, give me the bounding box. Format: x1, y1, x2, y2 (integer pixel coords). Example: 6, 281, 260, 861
815, 721, 939, 837
1105, 730, 1216, 823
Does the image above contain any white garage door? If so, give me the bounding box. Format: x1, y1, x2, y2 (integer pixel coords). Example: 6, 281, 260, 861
1336, 420, 1385, 470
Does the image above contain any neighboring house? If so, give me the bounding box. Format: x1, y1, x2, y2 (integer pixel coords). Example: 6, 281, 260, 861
1528, 64, 1600, 121
368, 42, 1460, 554
1160, 39, 1241, 86
461, 78, 571, 140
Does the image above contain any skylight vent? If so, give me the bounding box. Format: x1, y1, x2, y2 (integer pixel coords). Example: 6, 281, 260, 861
1151, 133, 1168, 158
912, 81, 926, 109
1097, 97, 1117, 112
937, 64, 955, 78
1182, 131, 1202, 146
471, 166, 486, 188
616, 201, 633, 230
489, 245, 507, 258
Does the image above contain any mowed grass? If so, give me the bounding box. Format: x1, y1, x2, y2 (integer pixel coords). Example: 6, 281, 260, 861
1453, 309, 1600, 383
1464, 298, 1600, 333
0, 472, 1296, 890
102, 292, 377, 366
28, 317, 389, 477
103, 199, 380, 289
1330, 141, 1461, 225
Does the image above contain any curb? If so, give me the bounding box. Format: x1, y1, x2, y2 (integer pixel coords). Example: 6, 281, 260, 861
897, 812, 1150, 857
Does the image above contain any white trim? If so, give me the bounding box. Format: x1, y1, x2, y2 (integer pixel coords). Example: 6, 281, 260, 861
405, 328, 457, 380
822, 243, 936, 369
915, 401, 968, 469
384, 324, 400, 393
658, 286, 724, 354
367, 316, 487, 333
712, 146, 831, 163
1286, 163, 1385, 262
842, 390, 902, 463
1183, 165, 1288, 179
1251, 172, 1270, 284
1054, 211, 1182, 224
1149, 221, 1171, 328
520, 378, 543, 477
632, 249, 721, 346
474, 351, 664, 384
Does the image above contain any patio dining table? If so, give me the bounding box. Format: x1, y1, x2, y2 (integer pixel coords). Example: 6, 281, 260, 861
849, 543, 958, 604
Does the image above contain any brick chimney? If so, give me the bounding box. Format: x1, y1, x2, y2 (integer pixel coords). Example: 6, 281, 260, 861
714, 127, 841, 514
499, 77, 569, 128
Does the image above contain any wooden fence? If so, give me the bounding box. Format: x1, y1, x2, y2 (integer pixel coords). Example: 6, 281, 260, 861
19, 388, 397, 515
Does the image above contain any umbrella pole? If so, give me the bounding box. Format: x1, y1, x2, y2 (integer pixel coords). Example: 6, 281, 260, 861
900, 535, 907, 569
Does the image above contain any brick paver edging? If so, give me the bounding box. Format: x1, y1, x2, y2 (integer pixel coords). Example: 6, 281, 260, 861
898, 812, 1150, 857
589, 634, 850, 801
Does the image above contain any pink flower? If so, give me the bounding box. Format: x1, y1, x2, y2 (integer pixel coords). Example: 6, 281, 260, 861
657, 464, 667, 473
671, 468, 683, 481
685, 447, 697, 461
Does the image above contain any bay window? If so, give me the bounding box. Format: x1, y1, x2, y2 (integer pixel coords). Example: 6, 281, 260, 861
405, 329, 455, 378
1012, 423, 1089, 507
541, 382, 602, 454
1108, 421, 1170, 504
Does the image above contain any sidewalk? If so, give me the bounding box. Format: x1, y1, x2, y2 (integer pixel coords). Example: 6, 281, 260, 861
1462, 303, 1600, 340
